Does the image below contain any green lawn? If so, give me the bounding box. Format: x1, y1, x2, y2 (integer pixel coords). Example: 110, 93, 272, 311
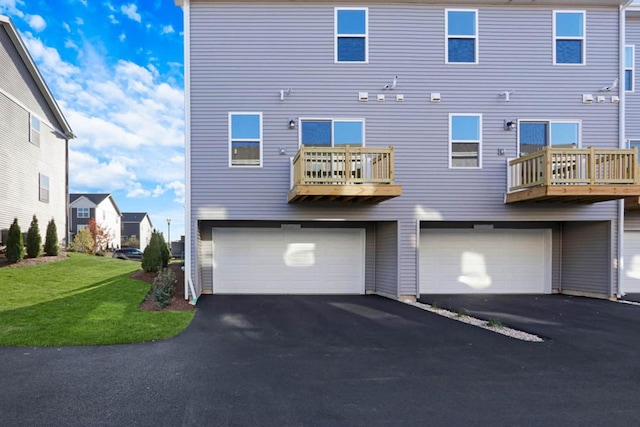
0, 253, 194, 346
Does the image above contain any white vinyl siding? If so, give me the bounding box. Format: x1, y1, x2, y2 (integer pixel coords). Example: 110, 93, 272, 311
449, 113, 481, 169
419, 228, 552, 294
228, 112, 262, 167
211, 227, 365, 294
553, 10, 586, 65
335, 7, 368, 63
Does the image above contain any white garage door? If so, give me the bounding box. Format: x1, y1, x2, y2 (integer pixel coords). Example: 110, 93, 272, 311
622, 231, 640, 293
420, 228, 552, 294
212, 227, 365, 294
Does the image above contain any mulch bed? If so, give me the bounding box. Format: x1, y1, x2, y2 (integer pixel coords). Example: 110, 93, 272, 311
0, 251, 70, 268
133, 262, 195, 312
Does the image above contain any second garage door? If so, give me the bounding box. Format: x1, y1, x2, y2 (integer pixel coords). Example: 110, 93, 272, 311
622, 231, 640, 293
212, 227, 365, 294
420, 228, 552, 294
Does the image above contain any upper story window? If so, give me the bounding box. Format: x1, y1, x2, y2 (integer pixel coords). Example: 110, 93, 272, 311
229, 112, 262, 167
553, 11, 585, 65
300, 119, 364, 147
77, 207, 90, 218
38, 173, 49, 203
30, 114, 41, 146
449, 114, 481, 168
335, 8, 368, 63
519, 120, 580, 156
446, 9, 478, 64
626, 45, 635, 92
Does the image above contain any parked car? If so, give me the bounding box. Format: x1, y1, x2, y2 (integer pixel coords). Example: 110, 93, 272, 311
112, 248, 143, 261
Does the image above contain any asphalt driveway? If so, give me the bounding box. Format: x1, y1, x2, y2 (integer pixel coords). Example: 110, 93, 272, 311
1, 294, 640, 426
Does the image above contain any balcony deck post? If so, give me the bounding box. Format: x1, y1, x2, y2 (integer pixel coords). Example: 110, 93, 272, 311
589, 146, 596, 185
390, 146, 395, 183
544, 147, 552, 186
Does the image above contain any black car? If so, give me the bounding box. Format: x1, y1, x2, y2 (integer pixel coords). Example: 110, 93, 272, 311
112, 248, 144, 261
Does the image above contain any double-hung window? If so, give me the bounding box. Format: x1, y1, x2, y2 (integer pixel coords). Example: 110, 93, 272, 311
77, 207, 90, 218
518, 120, 580, 156
335, 8, 368, 63
300, 119, 364, 147
553, 11, 585, 65
449, 114, 482, 168
38, 173, 49, 203
626, 45, 635, 92
30, 114, 41, 146
229, 112, 262, 167
446, 9, 478, 64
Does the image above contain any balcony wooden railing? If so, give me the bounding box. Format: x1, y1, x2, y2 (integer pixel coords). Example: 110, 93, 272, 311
288, 145, 402, 203
506, 146, 640, 203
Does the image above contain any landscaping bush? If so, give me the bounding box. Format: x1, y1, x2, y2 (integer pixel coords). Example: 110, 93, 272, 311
44, 219, 58, 256
26, 215, 42, 258
6, 218, 24, 263
152, 267, 177, 308
70, 228, 94, 253
142, 232, 163, 272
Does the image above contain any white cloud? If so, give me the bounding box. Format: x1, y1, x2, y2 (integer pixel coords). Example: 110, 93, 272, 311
121, 3, 141, 22
119, 33, 126, 42
126, 183, 151, 198
76, 17, 84, 25
166, 181, 185, 204
109, 14, 119, 24
62, 22, 71, 32
152, 185, 165, 197
0, 0, 25, 18
78, 0, 88, 6
64, 39, 78, 50
22, 32, 79, 78
26, 14, 46, 32
105, 1, 115, 12
161, 25, 174, 35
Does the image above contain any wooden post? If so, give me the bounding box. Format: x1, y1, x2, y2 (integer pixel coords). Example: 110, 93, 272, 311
344, 145, 351, 184
389, 146, 395, 184
634, 146, 639, 183
544, 147, 552, 186
589, 146, 596, 184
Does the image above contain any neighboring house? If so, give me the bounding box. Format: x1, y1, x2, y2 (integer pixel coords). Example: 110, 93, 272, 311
0, 15, 74, 247
69, 194, 121, 250
178, 0, 640, 301
121, 212, 153, 251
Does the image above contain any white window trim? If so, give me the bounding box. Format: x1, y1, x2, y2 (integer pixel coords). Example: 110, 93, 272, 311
298, 118, 366, 147
445, 8, 478, 65
228, 112, 263, 168
30, 113, 41, 146
77, 207, 90, 218
517, 119, 582, 157
626, 45, 635, 93
334, 7, 369, 64
77, 224, 89, 232
448, 113, 482, 169
553, 10, 586, 66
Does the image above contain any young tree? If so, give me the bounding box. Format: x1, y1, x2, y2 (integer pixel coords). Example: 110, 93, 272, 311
72, 228, 94, 253
142, 232, 162, 273
88, 218, 112, 252
44, 218, 59, 256
157, 231, 170, 267
26, 215, 42, 258
6, 218, 24, 263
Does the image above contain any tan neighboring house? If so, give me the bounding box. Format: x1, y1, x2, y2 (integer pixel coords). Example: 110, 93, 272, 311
69, 193, 122, 250
121, 212, 153, 251
0, 15, 74, 246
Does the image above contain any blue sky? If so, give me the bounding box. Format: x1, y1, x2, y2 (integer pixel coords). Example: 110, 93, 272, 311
0, 0, 185, 241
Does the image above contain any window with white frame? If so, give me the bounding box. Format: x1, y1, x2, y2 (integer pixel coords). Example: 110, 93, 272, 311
335, 8, 368, 63
300, 119, 364, 147
449, 114, 481, 168
626, 45, 635, 92
77, 207, 90, 218
553, 11, 585, 65
446, 9, 478, 64
229, 113, 262, 167
38, 173, 49, 203
518, 120, 580, 156
77, 224, 88, 233
30, 114, 41, 146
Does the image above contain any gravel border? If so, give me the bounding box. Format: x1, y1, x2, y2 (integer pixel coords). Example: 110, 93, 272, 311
403, 300, 544, 343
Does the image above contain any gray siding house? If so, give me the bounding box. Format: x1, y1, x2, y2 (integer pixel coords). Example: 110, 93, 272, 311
0, 15, 73, 247
121, 212, 153, 251
179, 0, 640, 301
69, 194, 122, 250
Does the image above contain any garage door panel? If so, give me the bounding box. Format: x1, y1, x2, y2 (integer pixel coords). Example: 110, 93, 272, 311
623, 231, 640, 293
420, 229, 551, 294
213, 228, 364, 294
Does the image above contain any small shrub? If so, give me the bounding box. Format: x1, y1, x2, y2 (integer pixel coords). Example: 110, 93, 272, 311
72, 229, 94, 253
142, 233, 162, 272
6, 218, 24, 263
152, 268, 177, 308
455, 308, 469, 318
485, 318, 503, 328
26, 215, 42, 258
44, 218, 58, 256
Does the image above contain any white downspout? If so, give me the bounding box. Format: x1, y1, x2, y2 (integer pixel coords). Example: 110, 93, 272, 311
182, 0, 196, 303
618, 1, 633, 298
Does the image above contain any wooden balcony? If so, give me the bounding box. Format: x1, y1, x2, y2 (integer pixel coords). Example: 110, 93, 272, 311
506, 146, 640, 204
288, 145, 402, 203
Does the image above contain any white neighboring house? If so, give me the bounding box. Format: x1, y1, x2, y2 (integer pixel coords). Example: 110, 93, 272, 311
69, 194, 122, 250
0, 15, 74, 247
121, 212, 154, 251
